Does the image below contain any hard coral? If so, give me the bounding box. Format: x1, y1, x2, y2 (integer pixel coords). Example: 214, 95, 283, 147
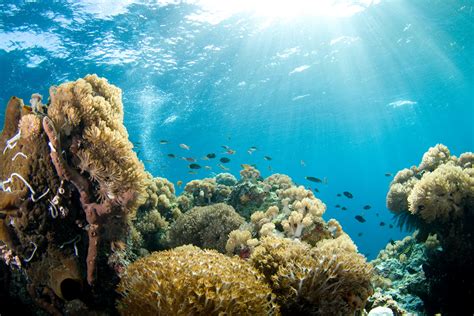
117, 245, 279, 316
166, 203, 244, 253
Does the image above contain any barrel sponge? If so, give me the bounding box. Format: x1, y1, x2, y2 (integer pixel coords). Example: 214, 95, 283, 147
47, 74, 147, 214
407, 163, 474, 222
386, 168, 419, 212
418, 144, 451, 172
167, 203, 244, 253
250, 235, 373, 315
116, 245, 280, 316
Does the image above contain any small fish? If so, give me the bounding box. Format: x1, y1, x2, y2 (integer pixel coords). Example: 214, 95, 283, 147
226, 149, 236, 155
206, 153, 216, 159
249, 146, 257, 150
376, 212, 379, 217
341, 206, 347, 211
218, 164, 229, 171
182, 157, 196, 162
363, 205, 371, 210
268, 165, 272, 171
379, 221, 386, 226
143, 159, 153, 163
160, 140, 168, 144
337, 193, 342, 197
389, 239, 395, 245
313, 187, 319, 193
357, 232, 363, 237
177, 180, 183, 188
355, 215, 366, 223
204, 166, 212, 170
385, 173, 392, 177
220, 157, 230, 163
188, 171, 198, 175
389, 224, 393, 229
264, 156, 272, 161
300, 160, 306, 167
167, 153, 176, 158
221, 145, 230, 150
189, 163, 201, 169
335, 204, 341, 208
305, 176, 322, 183
179, 143, 190, 150
247, 150, 254, 155
343, 191, 353, 199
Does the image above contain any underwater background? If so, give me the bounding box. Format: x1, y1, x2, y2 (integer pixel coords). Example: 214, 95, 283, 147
0, 0, 473, 260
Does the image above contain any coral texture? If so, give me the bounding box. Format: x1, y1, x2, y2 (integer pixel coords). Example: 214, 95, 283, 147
117, 245, 279, 315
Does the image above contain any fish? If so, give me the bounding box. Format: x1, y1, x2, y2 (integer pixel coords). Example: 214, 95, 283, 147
376, 212, 379, 217
189, 163, 201, 169
226, 149, 236, 155
355, 215, 366, 223
341, 206, 347, 211
221, 145, 230, 150
335, 204, 341, 208
379, 222, 386, 226
337, 193, 341, 197
176, 180, 183, 188
167, 153, 176, 158
385, 173, 392, 177
204, 166, 212, 170
179, 143, 190, 150
264, 156, 272, 161
300, 160, 306, 167
206, 153, 216, 159
159, 140, 168, 144
357, 232, 363, 237
218, 164, 229, 171
188, 171, 198, 175
220, 157, 230, 163
143, 159, 153, 163
343, 191, 353, 199
363, 205, 371, 210
249, 146, 257, 150
247, 150, 254, 155
268, 165, 272, 171
182, 157, 197, 162
389, 224, 393, 229
305, 176, 322, 183
313, 188, 319, 193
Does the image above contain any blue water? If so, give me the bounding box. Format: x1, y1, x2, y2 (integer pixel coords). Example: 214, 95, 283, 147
1, 0, 473, 258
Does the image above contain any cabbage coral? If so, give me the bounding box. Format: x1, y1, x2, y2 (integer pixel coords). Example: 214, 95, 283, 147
117, 245, 280, 315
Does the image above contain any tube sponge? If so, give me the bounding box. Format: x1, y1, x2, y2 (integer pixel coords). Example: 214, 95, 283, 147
116, 245, 280, 316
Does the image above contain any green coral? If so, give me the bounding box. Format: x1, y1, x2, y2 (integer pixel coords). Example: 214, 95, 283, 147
166, 203, 244, 253
117, 245, 280, 315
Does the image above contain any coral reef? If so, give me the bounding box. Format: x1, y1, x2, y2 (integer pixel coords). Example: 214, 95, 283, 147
116, 245, 279, 315
250, 234, 373, 315
1, 75, 148, 313
386, 144, 474, 314
166, 203, 244, 253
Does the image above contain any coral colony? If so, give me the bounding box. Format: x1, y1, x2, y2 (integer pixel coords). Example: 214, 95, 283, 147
1, 76, 472, 315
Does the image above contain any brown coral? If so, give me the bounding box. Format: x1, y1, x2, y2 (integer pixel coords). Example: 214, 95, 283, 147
117, 245, 279, 315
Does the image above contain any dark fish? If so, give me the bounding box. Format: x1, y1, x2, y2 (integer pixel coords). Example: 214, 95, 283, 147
389, 224, 393, 228
389, 239, 395, 245
313, 188, 319, 193
358, 232, 363, 237
183, 157, 197, 162
355, 215, 366, 223
160, 140, 168, 144
363, 205, 371, 210
343, 191, 353, 199
167, 153, 176, 158
337, 193, 341, 197
206, 153, 216, 159
379, 222, 386, 226
341, 206, 347, 211
249, 146, 257, 150
305, 176, 322, 183
220, 157, 230, 163
385, 173, 392, 177
189, 163, 201, 169
264, 156, 272, 161
221, 145, 230, 150
335, 204, 341, 208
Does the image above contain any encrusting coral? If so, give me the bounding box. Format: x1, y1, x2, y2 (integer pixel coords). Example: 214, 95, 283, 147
166, 203, 244, 253
250, 234, 373, 315
116, 245, 280, 316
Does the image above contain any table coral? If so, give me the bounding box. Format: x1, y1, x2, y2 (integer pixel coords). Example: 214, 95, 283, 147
117, 245, 280, 316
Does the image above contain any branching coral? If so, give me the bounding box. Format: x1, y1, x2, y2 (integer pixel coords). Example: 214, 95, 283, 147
117, 245, 280, 315
250, 235, 373, 315
166, 203, 244, 253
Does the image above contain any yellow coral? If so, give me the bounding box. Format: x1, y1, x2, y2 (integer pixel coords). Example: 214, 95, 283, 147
18, 114, 41, 140
117, 246, 279, 316
418, 144, 451, 172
